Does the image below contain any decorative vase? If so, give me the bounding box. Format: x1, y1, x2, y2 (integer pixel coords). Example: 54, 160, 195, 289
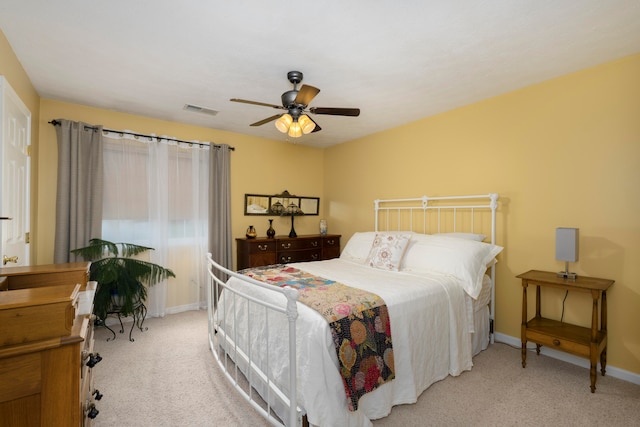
266, 219, 276, 238
246, 225, 257, 239
320, 219, 328, 236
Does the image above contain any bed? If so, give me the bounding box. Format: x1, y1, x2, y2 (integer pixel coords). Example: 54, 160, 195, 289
207, 194, 501, 427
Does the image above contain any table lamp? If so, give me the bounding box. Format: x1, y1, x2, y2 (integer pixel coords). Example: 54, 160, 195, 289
556, 227, 579, 279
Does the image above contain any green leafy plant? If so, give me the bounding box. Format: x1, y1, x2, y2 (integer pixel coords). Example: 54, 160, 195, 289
71, 238, 176, 320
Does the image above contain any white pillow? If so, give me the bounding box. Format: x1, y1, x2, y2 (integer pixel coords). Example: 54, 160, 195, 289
402, 234, 503, 299
365, 233, 412, 271
340, 232, 377, 263
433, 232, 486, 242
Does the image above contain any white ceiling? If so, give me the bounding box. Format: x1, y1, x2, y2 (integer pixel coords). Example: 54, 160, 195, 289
1, 1, 639, 148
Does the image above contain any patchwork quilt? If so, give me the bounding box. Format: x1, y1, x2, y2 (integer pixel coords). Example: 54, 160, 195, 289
243, 264, 395, 411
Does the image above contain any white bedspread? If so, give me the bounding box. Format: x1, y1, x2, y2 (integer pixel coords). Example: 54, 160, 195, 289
215, 258, 473, 427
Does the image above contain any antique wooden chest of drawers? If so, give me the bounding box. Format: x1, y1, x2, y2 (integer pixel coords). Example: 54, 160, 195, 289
236, 234, 341, 270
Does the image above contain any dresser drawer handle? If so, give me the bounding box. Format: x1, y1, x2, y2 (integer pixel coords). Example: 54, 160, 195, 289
553, 339, 561, 346
85, 401, 99, 419
281, 256, 292, 263
281, 243, 292, 249
86, 352, 103, 368
257, 244, 269, 251
327, 239, 335, 245
311, 254, 319, 260
311, 241, 318, 247
93, 389, 104, 401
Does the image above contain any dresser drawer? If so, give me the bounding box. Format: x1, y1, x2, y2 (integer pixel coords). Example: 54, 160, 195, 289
80, 316, 95, 382
278, 238, 320, 251
322, 236, 340, 247
279, 249, 321, 263
321, 235, 341, 260
244, 240, 276, 254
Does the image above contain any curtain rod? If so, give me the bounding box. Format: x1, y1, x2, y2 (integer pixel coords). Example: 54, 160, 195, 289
48, 120, 235, 151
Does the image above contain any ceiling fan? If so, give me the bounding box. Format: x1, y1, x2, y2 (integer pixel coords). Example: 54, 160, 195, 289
230, 71, 360, 138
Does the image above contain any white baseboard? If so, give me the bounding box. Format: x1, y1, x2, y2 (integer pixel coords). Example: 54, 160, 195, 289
494, 332, 640, 386
164, 303, 203, 315
102, 303, 204, 326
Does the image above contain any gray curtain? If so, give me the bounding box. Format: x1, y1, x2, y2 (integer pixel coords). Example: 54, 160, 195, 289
208, 144, 233, 273
54, 119, 104, 263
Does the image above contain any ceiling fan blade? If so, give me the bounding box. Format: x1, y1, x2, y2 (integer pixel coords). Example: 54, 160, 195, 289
250, 114, 282, 127
309, 107, 360, 117
294, 85, 320, 106
307, 116, 322, 133
231, 98, 285, 110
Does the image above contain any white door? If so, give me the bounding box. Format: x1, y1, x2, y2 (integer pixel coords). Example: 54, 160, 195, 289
0, 76, 31, 267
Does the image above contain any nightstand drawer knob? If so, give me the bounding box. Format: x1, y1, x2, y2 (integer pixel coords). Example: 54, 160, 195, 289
553, 339, 561, 346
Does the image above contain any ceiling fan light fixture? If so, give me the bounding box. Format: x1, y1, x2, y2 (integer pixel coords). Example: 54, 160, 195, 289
288, 121, 302, 138
275, 114, 293, 133
299, 114, 315, 134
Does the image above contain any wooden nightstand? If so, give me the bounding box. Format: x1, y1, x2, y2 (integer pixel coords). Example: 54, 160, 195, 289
517, 270, 614, 392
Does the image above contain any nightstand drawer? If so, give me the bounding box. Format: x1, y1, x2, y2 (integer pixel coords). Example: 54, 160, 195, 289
526, 329, 591, 358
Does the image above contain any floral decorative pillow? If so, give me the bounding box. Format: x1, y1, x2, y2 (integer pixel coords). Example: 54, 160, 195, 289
365, 233, 412, 271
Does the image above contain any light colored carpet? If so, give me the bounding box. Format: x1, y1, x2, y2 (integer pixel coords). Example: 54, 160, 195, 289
92, 310, 640, 427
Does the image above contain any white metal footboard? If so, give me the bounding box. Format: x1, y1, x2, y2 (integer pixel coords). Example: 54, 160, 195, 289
206, 253, 302, 427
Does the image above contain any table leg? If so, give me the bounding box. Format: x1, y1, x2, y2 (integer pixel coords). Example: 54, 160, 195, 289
601, 291, 608, 376
521, 282, 528, 368
590, 289, 599, 393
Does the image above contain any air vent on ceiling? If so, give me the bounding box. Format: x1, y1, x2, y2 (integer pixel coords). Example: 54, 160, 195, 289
183, 104, 219, 116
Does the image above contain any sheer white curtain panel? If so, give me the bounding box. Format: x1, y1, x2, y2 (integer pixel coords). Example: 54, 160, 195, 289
102, 132, 209, 317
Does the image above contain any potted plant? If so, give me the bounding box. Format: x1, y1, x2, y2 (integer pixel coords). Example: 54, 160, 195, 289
71, 238, 176, 321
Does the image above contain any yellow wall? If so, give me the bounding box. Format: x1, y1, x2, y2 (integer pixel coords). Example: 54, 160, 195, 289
324, 53, 640, 376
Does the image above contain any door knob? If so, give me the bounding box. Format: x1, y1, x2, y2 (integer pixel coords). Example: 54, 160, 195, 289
3, 255, 18, 265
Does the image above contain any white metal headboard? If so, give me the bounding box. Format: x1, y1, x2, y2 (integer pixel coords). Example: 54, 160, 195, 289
374, 193, 499, 342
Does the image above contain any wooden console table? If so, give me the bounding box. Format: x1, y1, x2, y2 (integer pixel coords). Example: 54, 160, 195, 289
517, 270, 614, 392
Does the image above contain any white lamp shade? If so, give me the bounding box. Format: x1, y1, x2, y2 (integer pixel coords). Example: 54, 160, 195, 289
556, 227, 579, 262
288, 121, 302, 138
275, 114, 293, 133
299, 114, 316, 134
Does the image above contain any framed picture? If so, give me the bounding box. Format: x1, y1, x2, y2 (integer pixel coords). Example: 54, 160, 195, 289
244, 194, 271, 215
299, 197, 320, 215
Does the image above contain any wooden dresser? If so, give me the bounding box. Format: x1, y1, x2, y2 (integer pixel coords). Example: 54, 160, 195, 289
236, 234, 341, 270
0, 262, 101, 426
